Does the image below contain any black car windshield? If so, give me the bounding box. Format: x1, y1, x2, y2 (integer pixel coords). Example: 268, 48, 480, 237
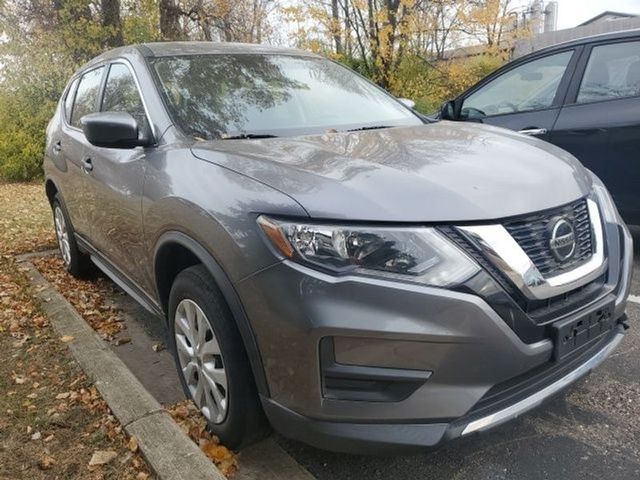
148, 54, 422, 139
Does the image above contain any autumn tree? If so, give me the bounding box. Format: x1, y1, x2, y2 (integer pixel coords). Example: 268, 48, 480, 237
102, 0, 124, 46
410, 0, 467, 59
160, 0, 184, 39
463, 0, 535, 54
284, 0, 425, 88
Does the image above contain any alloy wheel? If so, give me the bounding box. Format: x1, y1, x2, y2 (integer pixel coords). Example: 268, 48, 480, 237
174, 298, 229, 424
54, 206, 71, 266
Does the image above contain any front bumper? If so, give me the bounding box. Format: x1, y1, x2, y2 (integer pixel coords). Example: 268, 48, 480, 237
235, 218, 632, 453
260, 325, 625, 454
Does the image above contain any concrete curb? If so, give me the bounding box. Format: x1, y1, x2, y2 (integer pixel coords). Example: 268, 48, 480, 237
235, 438, 316, 480
21, 259, 227, 480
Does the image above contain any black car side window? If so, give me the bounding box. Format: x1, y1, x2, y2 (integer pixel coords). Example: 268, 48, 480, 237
63, 78, 79, 124
461, 51, 573, 119
71, 67, 105, 128
102, 63, 147, 129
577, 41, 640, 104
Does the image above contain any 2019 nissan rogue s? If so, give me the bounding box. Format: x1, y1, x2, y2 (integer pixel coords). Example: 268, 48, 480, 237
44, 42, 633, 453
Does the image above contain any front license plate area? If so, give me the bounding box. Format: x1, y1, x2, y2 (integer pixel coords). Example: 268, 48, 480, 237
552, 300, 615, 361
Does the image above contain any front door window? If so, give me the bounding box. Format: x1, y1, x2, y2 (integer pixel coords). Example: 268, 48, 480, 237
461, 51, 573, 119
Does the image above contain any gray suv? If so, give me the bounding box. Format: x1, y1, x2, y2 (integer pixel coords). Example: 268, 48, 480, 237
44, 42, 633, 454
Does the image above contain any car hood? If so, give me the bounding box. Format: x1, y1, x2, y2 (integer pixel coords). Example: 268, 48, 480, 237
191, 121, 592, 222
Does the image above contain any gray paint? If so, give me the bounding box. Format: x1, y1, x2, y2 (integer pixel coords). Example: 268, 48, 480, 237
43, 42, 633, 452
193, 121, 592, 222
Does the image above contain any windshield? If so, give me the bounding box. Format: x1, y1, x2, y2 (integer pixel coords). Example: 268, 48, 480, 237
148, 54, 421, 139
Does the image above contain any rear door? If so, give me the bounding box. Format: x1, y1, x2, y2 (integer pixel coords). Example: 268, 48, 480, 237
457, 48, 580, 141
551, 38, 640, 224
84, 61, 152, 288
59, 66, 106, 238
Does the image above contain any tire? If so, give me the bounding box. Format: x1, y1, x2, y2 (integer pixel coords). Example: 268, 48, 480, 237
168, 265, 269, 449
52, 194, 92, 277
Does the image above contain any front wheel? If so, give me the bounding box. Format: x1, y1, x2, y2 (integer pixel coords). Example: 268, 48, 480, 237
168, 265, 269, 449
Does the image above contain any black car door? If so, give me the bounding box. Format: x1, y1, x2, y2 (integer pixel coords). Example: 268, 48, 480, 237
454, 48, 581, 141
84, 61, 152, 288
550, 38, 640, 225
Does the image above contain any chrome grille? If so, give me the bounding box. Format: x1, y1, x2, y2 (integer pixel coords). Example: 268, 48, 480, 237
503, 198, 593, 277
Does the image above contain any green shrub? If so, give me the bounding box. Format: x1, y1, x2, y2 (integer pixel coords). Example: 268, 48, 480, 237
389, 54, 504, 114
0, 88, 56, 181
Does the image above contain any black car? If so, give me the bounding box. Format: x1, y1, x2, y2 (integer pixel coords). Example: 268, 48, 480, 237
440, 29, 640, 225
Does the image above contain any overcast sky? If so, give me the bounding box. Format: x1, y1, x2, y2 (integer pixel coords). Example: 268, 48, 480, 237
514, 0, 640, 30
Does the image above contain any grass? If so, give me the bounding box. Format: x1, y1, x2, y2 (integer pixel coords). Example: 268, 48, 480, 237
0, 182, 152, 479
0, 181, 238, 478
0, 182, 55, 256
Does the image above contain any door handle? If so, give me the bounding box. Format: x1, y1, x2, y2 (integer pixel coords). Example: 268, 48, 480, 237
518, 128, 548, 136
82, 157, 93, 173
53, 141, 62, 154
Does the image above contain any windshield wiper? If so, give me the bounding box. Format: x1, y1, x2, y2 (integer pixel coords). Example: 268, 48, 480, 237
220, 133, 279, 140
346, 125, 392, 132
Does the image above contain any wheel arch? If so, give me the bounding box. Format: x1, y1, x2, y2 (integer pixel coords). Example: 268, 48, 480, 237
153, 231, 270, 397
45, 177, 59, 206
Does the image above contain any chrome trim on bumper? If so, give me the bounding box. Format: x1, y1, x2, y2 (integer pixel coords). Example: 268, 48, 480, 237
457, 198, 607, 300
461, 329, 624, 436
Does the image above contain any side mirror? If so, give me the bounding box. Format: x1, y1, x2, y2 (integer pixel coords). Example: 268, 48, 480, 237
398, 98, 416, 109
440, 100, 456, 120
81, 112, 150, 149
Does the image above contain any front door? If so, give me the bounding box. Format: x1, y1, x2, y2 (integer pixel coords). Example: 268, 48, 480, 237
457, 49, 579, 142
85, 61, 152, 288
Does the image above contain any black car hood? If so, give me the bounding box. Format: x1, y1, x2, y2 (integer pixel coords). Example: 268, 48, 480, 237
191, 121, 592, 222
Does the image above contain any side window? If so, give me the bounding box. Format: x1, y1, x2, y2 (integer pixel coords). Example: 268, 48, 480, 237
462, 51, 573, 118
577, 41, 640, 104
71, 67, 105, 128
102, 63, 147, 128
63, 78, 79, 123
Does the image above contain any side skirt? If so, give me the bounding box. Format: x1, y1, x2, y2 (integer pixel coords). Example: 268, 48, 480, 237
75, 234, 164, 318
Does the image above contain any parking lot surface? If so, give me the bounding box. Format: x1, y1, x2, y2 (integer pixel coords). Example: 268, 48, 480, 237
101, 229, 640, 480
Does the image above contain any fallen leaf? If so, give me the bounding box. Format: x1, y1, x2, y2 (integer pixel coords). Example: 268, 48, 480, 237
38, 454, 56, 470
60, 335, 74, 343
55, 392, 70, 400
88, 450, 118, 468
114, 336, 131, 346
14, 376, 27, 385
44, 434, 55, 442
127, 436, 139, 453
201, 441, 233, 462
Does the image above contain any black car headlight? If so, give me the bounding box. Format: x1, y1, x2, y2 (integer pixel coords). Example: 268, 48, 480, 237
258, 216, 479, 287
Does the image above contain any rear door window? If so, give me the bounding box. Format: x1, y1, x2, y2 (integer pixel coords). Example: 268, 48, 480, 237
63, 78, 79, 124
577, 40, 640, 103
71, 67, 105, 128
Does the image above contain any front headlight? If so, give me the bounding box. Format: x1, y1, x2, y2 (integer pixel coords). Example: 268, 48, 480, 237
590, 171, 621, 224
257, 216, 479, 287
